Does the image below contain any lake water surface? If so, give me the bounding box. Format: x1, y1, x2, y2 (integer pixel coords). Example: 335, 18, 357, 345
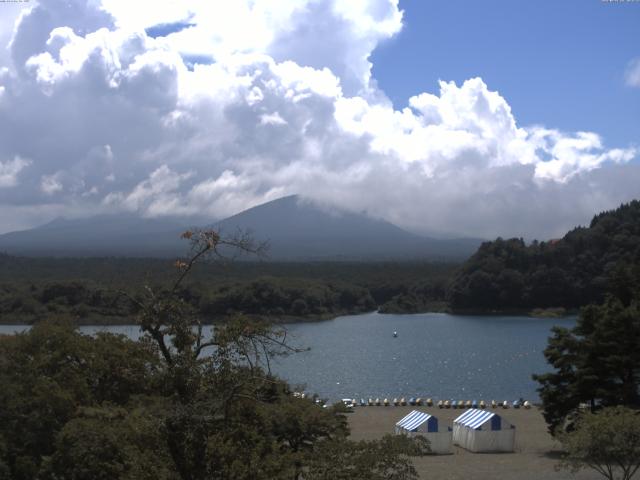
0, 312, 576, 402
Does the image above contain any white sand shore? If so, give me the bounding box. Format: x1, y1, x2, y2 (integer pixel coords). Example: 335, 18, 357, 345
348, 405, 601, 480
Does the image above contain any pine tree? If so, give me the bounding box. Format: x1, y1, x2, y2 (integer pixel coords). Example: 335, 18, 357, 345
534, 296, 640, 434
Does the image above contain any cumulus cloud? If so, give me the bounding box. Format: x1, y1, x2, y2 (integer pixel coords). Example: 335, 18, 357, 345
99, 0, 402, 95
0, 0, 637, 238
0, 3, 29, 69
0, 156, 30, 188
626, 58, 640, 88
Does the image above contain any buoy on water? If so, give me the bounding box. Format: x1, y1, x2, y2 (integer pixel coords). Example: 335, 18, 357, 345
393, 331, 398, 338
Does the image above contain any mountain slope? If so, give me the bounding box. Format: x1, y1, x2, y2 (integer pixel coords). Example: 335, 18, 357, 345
214, 195, 479, 260
0, 196, 481, 259
0, 215, 193, 257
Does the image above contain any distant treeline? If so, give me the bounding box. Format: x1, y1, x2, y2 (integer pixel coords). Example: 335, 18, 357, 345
446, 200, 640, 312
0, 257, 456, 324
3, 200, 639, 323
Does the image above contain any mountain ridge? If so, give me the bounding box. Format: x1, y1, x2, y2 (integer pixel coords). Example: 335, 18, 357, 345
0, 195, 481, 260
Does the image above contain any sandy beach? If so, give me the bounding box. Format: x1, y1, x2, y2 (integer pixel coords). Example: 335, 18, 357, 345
348, 405, 601, 480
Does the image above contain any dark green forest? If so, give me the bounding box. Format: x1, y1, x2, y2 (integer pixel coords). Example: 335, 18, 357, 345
0, 257, 455, 324
531, 232, 640, 436
447, 200, 640, 313
2, 200, 640, 324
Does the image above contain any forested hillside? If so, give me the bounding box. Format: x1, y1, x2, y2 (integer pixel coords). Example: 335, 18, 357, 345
447, 200, 640, 312
0, 257, 455, 324
4, 201, 638, 322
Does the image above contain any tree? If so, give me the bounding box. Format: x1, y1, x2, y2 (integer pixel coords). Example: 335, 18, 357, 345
534, 296, 640, 434
0, 229, 429, 479
42, 405, 176, 480
0, 320, 160, 480
120, 228, 429, 480
557, 406, 640, 480
132, 231, 424, 480
305, 435, 430, 480
447, 201, 640, 312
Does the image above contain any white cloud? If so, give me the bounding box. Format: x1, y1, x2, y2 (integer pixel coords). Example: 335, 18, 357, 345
41, 172, 64, 195
0, 156, 30, 188
99, 0, 401, 95
104, 165, 193, 215
625, 58, 640, 87
0, 3, 30, 70
0, 0, 637, 238
260, 112, 287, 126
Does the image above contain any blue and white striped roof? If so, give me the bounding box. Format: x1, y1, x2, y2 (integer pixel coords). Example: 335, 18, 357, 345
454, 409, 495, 429
396, 410, 432, 431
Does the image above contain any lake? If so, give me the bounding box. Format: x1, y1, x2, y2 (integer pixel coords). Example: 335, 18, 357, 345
0, 312, 576, 402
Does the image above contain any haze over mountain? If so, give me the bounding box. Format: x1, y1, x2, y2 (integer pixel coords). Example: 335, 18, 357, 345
0, 196, 481, 260
0, 215, 193, 258
215, 196, 481, 260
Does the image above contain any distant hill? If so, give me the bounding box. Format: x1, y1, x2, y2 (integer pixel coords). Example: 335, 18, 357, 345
446, 200, 640, 312
0, 215, 192, 257
0, 195, 481, 260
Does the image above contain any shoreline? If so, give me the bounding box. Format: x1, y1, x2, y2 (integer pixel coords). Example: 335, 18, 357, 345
0, 307, 578, 326
0, 310, 374, 326
447, 307, 578, 318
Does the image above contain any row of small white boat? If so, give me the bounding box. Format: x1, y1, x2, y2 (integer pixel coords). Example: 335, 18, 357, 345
292, 393, 532, 410
343, 398, 532, 409
437, 399, 531, 409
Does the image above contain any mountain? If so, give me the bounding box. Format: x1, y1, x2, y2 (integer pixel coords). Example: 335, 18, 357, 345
0, 214, 194, 257
214, 195, 480, 260
0, 196, 481, 259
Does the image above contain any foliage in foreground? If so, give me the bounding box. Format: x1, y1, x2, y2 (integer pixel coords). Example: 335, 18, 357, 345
533, 292, 640, 435
0, 230, 429, 480
557, 406, 640, 480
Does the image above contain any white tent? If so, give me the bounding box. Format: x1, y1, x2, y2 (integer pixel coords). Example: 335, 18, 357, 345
452, 409, 515, 453
395, 410, 452, 454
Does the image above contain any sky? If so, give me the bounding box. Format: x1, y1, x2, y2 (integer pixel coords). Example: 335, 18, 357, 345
0, 0, 638, 239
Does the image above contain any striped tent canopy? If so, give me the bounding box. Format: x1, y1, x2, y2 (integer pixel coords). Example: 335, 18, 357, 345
454, 409, 501, 430
453, 408, 514, 452
396, 410, 435, 432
